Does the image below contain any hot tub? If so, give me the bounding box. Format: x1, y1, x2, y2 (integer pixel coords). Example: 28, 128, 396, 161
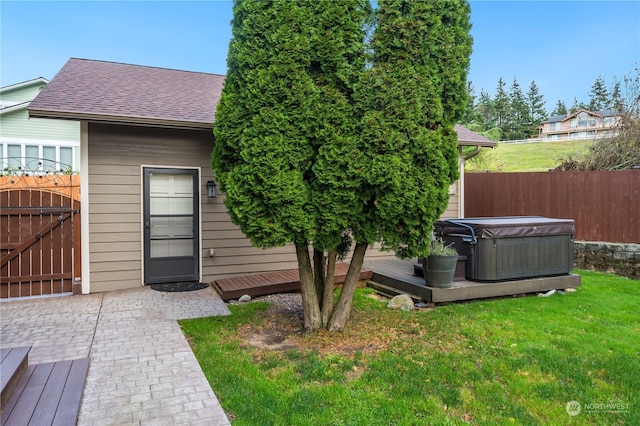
434, 216, 575, 282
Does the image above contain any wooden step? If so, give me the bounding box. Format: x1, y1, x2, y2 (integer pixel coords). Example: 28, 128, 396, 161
366, 281, 423, 302
1, 346, 31, 410
213, 263, 373, 301
1, 358, 90, 426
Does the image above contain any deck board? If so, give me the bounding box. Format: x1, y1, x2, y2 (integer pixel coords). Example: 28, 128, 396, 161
2, 362, 54, 425
1, 358, 89, 426
213, 263, 373, 301
52, 358, 90, 426
29, 362, 72, 425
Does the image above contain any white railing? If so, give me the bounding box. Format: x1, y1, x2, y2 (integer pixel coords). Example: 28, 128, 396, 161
500, 134, 604, 144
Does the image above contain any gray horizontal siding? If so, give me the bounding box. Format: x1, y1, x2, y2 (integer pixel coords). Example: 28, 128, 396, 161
89, 241, 141, 253
90, 222, 140, 233
86, 122, 461, 293
442, 192, 460, 219
90, 260, 140, 273
86, 123, 300, 292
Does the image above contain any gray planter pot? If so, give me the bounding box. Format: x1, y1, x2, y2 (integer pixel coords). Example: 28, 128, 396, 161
423, 255, 457, 288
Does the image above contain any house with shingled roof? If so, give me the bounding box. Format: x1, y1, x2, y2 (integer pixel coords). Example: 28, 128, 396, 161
1, 78, 80, 173
538, 109, 621, 140
28, 58, 494, 295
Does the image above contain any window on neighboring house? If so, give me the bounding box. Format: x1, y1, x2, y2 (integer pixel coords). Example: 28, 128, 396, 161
7, 144, 21, 170
43, 146, 56, 171
2, 143, 78, 173
60, 147, 73, 171
550, 122, 561, 131
25, 145, 39, 168
569, 132, 587, 140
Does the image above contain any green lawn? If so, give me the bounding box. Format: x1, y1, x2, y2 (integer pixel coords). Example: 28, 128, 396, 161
465, 139, 591, 172
181, 270, 639, 425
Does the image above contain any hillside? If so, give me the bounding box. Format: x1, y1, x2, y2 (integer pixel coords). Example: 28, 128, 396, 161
464, 139, 591, 172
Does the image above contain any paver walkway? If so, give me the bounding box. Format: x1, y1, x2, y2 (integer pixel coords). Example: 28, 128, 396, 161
0, 286, 231, 425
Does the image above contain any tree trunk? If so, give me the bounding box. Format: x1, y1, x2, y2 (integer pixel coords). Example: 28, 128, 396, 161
321, 250, 337, 327
313, 249, 325, 310
327, 242, 368, 331
296, 243, 322, 330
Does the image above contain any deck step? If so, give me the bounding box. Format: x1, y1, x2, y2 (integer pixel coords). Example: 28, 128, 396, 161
366, 281, 423, 302
213, 263, 373, 301
1, 358, 90, 426
1, 346, 31, 410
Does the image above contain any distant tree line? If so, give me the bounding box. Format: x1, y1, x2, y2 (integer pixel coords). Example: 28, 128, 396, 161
551, 75, 627, 117
460, 73, 631, 141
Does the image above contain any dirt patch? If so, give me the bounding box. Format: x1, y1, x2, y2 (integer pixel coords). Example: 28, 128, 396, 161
238, 296, 305, 352
243, 326, 298, 351
238, 293, 405, 358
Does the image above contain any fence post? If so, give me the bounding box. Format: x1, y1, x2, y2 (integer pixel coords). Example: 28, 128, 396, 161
72, 175, 82, 295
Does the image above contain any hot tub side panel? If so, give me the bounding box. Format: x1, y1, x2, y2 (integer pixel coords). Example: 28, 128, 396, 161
467, 235, 574, 281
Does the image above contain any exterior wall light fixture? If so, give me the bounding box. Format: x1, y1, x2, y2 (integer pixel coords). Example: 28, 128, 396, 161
206, 180, 217, 198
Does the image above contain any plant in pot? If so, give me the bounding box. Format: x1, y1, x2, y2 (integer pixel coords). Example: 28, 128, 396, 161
423, 236, 458, 288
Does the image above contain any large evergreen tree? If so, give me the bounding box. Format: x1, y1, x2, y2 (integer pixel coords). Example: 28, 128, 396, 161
571, 97, 588, 113
505, 78, 528, 140
551, 99, 568, 116
526, 80, 547, 135
494, 77, 509, 132
461, 81, 480, 125
213, 0, 472, 331
476, 89, 496, 130
610, 80, 623, 112
589, 75, 609, 111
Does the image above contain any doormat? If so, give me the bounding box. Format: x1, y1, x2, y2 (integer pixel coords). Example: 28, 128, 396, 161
150, 282, 209, 292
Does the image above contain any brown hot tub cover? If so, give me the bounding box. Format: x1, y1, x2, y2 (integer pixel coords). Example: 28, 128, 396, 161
435, 216, 575, 240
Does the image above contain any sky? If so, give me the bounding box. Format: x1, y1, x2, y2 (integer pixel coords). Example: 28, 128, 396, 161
1, 1, 639, 112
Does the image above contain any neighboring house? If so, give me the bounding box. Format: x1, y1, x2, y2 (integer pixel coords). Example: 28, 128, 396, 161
1, 78, 80, 173
28, 58, 494, 295
538, 109, 620, 141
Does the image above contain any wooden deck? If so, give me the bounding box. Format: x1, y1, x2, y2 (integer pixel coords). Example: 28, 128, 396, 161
364, 259, 581, 303
1, 346, 89, 426
213, 263, 373, 301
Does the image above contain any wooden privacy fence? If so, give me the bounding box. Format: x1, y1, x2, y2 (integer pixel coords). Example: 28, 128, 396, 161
1, 175, 81, 299
464, 169, 639, 243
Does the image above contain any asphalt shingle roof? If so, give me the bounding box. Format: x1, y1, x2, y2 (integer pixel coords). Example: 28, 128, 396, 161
454, 124, 496, 147
29, 58, 494, 148
29, 58, 225, 129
